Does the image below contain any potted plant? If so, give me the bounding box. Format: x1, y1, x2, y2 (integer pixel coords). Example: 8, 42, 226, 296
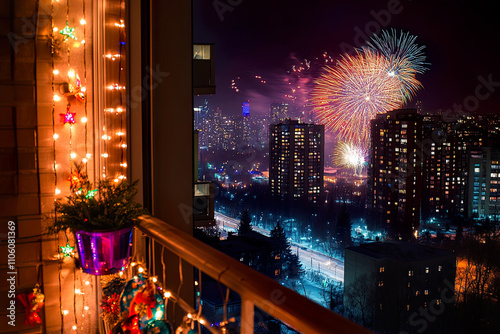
49, 170, 147, 275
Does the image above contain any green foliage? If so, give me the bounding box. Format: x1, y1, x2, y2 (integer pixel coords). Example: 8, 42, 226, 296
102, 276, 126, 297
49, 179, 148, 233
270, 221, 304, 280
238, 209, 252, 235
270, 221, 288, 248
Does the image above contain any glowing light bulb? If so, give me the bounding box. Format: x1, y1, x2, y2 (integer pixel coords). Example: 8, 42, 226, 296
187, 313, 192, 319
85, 153, 91, 159
55, 188, 61, 195
53, 27, 58, 32
120, 163, 127, 168
121, 143, 127, 148
68, 69, 75, 78
119, 271, 123, 276
81, 40, 85, 44
85, 281, 90, 285
131, 262, 136, 266
199, 319, 205, 325
84, 306, 89, 311
164, 291, 171, 298
75, 289, 82, 294
152, 277, 157, 283
72, 325, 77, 330
138, 267, 144, 273
114, 178, 119, 183
101, 153, 108, 158
81, 87, 86, 92
101, 134, 108, 140
81, 117, 87, 123
53, 133, 59, 140
62, 310, 69, 316
53, 69, 59, 75
80, 19, 86, 25
116, 131, 124, 136
70, 152, 76, 159
53, 94, 61, 102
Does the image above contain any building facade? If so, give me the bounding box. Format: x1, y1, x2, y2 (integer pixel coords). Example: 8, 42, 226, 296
368, 109, 423, 239
269, 119, 324, 205
468, 146, 500, 220
344, 242, 456, 333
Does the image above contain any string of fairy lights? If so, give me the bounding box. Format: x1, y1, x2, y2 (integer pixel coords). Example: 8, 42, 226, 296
102, 0, 128, 183
49, 0, 128, 332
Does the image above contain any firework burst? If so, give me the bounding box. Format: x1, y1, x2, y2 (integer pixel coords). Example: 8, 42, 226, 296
364, 29, 429, 103
312, 48, 403, 144
333, 141, 366, 175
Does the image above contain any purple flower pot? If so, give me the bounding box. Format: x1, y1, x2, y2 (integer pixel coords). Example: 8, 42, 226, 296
75, 227, 133, 275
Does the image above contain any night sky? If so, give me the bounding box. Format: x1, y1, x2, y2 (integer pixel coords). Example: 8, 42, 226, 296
194, 0, 499, 117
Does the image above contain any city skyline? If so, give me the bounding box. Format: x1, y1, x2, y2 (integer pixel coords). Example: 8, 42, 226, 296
194, 0, 500, 121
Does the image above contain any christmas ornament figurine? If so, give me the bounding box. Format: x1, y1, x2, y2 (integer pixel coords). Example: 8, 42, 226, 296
120, 274, 165, 330
60, 106, 76, 124
129, 279, 156, 319
17, 284, 45, 326
122, 314, 141, 334
60, 21, 76, 40
60, 242, 75, 257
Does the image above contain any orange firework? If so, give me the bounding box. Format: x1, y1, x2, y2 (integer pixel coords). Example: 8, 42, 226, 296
312, 49, 403, 145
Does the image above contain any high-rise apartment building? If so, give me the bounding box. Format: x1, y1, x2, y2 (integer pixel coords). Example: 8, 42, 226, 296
468, 147, 500, 219
421, 115, 484, 221
368, 109, 423, 239
269, 119, 324, 205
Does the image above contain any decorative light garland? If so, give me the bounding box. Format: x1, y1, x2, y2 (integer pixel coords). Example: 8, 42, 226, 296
49, 0, 133, 331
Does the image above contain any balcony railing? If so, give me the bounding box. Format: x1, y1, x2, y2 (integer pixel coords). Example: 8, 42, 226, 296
136, 215, 372, 334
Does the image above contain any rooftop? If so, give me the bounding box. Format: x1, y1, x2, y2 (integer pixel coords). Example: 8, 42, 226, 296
347, 242, 455, 262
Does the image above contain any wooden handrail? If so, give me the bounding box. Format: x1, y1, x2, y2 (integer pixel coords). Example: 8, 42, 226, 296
137, 215, 372, 334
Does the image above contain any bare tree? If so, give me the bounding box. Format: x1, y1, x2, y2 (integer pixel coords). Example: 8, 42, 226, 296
344, 274, 375, 328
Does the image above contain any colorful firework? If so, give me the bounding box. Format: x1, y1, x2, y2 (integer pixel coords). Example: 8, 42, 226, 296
312, 48, 403, 144
333, 141, 366, 174
364, 29, 429, 103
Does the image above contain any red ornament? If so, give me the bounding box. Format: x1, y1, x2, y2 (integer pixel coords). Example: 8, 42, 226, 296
122, 314, 141, 334
128, 280, 156, 319
60, 106, 76, 124
17, 285, 44, 326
